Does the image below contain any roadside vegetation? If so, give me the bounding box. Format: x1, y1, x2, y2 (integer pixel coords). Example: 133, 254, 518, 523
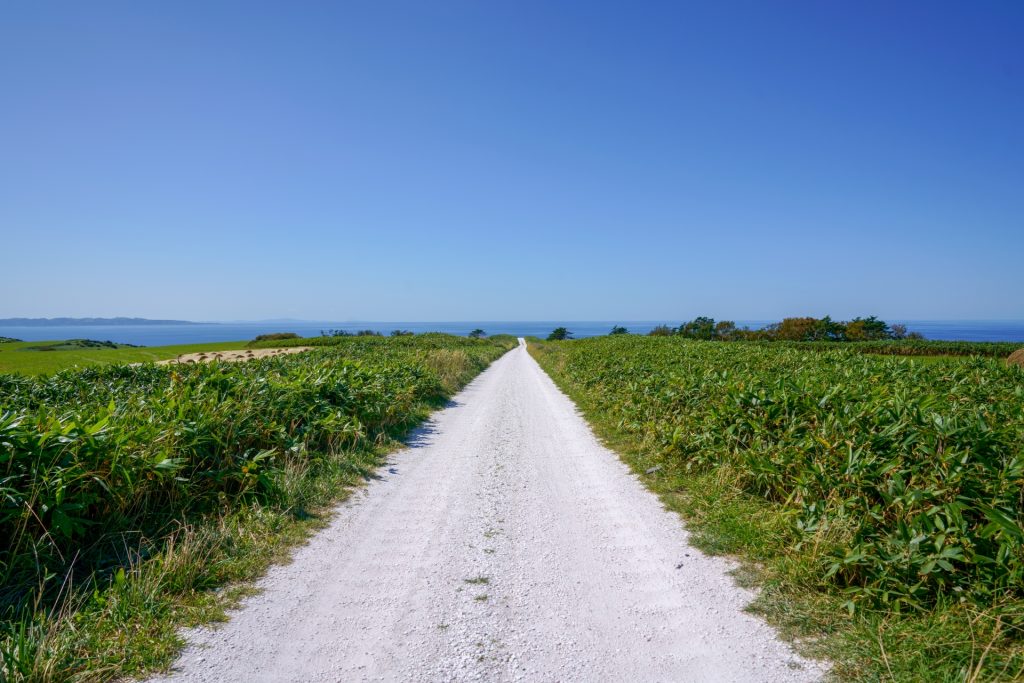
530, 335, 1024, 681
0, 333, 515, 682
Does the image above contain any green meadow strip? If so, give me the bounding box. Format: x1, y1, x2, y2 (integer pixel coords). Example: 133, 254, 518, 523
529, 336, 1024, 682
765, 339, 1021, 359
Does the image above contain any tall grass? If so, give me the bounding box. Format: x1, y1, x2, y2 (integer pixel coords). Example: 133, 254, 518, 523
768, 340, 1021, 358
0, 334, 515, 681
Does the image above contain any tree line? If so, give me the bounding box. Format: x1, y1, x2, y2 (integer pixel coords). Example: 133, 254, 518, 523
648, 315, 922, 341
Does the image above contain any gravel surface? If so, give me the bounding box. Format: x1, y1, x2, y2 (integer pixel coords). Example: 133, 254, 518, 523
157, 340, 825, 682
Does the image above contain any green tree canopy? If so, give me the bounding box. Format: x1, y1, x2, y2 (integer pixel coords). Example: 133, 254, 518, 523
678, 316, 716, 340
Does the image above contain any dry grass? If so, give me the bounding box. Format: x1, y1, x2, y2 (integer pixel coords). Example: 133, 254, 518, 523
157, 347, 312, 365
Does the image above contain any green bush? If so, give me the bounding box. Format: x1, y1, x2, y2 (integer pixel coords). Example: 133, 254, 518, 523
250, 332, 300, 343
547, 327, 572, 341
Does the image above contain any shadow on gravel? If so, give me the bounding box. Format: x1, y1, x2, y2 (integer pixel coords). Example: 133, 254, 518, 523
405, 419, 442, 449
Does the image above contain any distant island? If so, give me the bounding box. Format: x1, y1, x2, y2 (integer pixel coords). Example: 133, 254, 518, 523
0, 317, 205, 326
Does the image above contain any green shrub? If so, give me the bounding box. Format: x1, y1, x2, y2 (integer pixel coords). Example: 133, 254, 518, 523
251, 332, 300, 342
547, 327, 572, 341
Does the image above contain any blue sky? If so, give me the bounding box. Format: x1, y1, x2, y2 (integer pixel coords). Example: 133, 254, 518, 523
2, 1, 1022, 321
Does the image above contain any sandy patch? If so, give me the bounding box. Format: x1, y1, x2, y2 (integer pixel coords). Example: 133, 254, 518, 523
158, 346, 313, 365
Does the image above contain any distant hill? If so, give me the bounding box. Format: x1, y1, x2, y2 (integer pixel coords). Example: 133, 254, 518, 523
0, 317, 205, 326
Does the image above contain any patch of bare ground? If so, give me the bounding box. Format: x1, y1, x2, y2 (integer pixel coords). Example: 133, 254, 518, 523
157, 347, 313, 365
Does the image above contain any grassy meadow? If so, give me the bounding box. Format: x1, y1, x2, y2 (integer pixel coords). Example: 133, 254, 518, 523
529, 336, 1024, 682
0, 339, 251, 376
0, 333, 516, 681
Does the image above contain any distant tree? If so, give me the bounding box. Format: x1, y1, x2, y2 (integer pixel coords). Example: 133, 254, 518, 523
738, 326, 771, 341
321, 329, 352, 337
390, 329, 414, 337
648, 315, 912, 343
845, 316, 891, 341
714, 320, 738, 340
253, 332, 299, 342
788, 315, 842, 341
355, 329, 382, 337
547, 327, 572, 341
609, 325, 628, 335
468, 329, 486, 339
770, 317, 821, 341
678, 316, 716, 340
811, 315, 846, 341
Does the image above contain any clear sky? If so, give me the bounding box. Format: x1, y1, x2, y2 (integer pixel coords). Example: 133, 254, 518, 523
2, 1, 1022, 321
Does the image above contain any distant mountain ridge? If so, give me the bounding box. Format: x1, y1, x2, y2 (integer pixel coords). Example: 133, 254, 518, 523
0, 317, 205, 326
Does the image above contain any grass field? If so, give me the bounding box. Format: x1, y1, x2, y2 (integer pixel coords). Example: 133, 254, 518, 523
0, 334, 516, 682
530, 336, 1024, 682
0, 339, 250, 375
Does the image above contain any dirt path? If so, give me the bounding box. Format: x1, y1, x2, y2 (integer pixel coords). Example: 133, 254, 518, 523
158, 340, 824, 682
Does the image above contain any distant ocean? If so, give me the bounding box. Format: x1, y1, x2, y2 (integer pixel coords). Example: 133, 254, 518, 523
1, 320, 1023, 347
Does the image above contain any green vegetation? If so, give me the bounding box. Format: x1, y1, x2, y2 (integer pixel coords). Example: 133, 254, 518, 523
837, 340, 1021, 358
0, 340, 249, 376
666, 315, 923, 342
653, 316, 1020, 359
320, 328, 382, 338
765, 339, 1019, 359
249, 332, 518, 351
251, 332, 299, 342
547, 327, 572, 341
468, 329, 486, 339
0, 334, 515, 681
0, 338, 21, 344
15, 339, 142, 355
609, 325, 629, 335
530, 336, 1024, 681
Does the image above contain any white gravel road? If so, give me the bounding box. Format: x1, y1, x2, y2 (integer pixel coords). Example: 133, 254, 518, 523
158, 340, 824, 682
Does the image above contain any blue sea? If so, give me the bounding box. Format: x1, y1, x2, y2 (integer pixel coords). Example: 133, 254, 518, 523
1, 320, 1023, 347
